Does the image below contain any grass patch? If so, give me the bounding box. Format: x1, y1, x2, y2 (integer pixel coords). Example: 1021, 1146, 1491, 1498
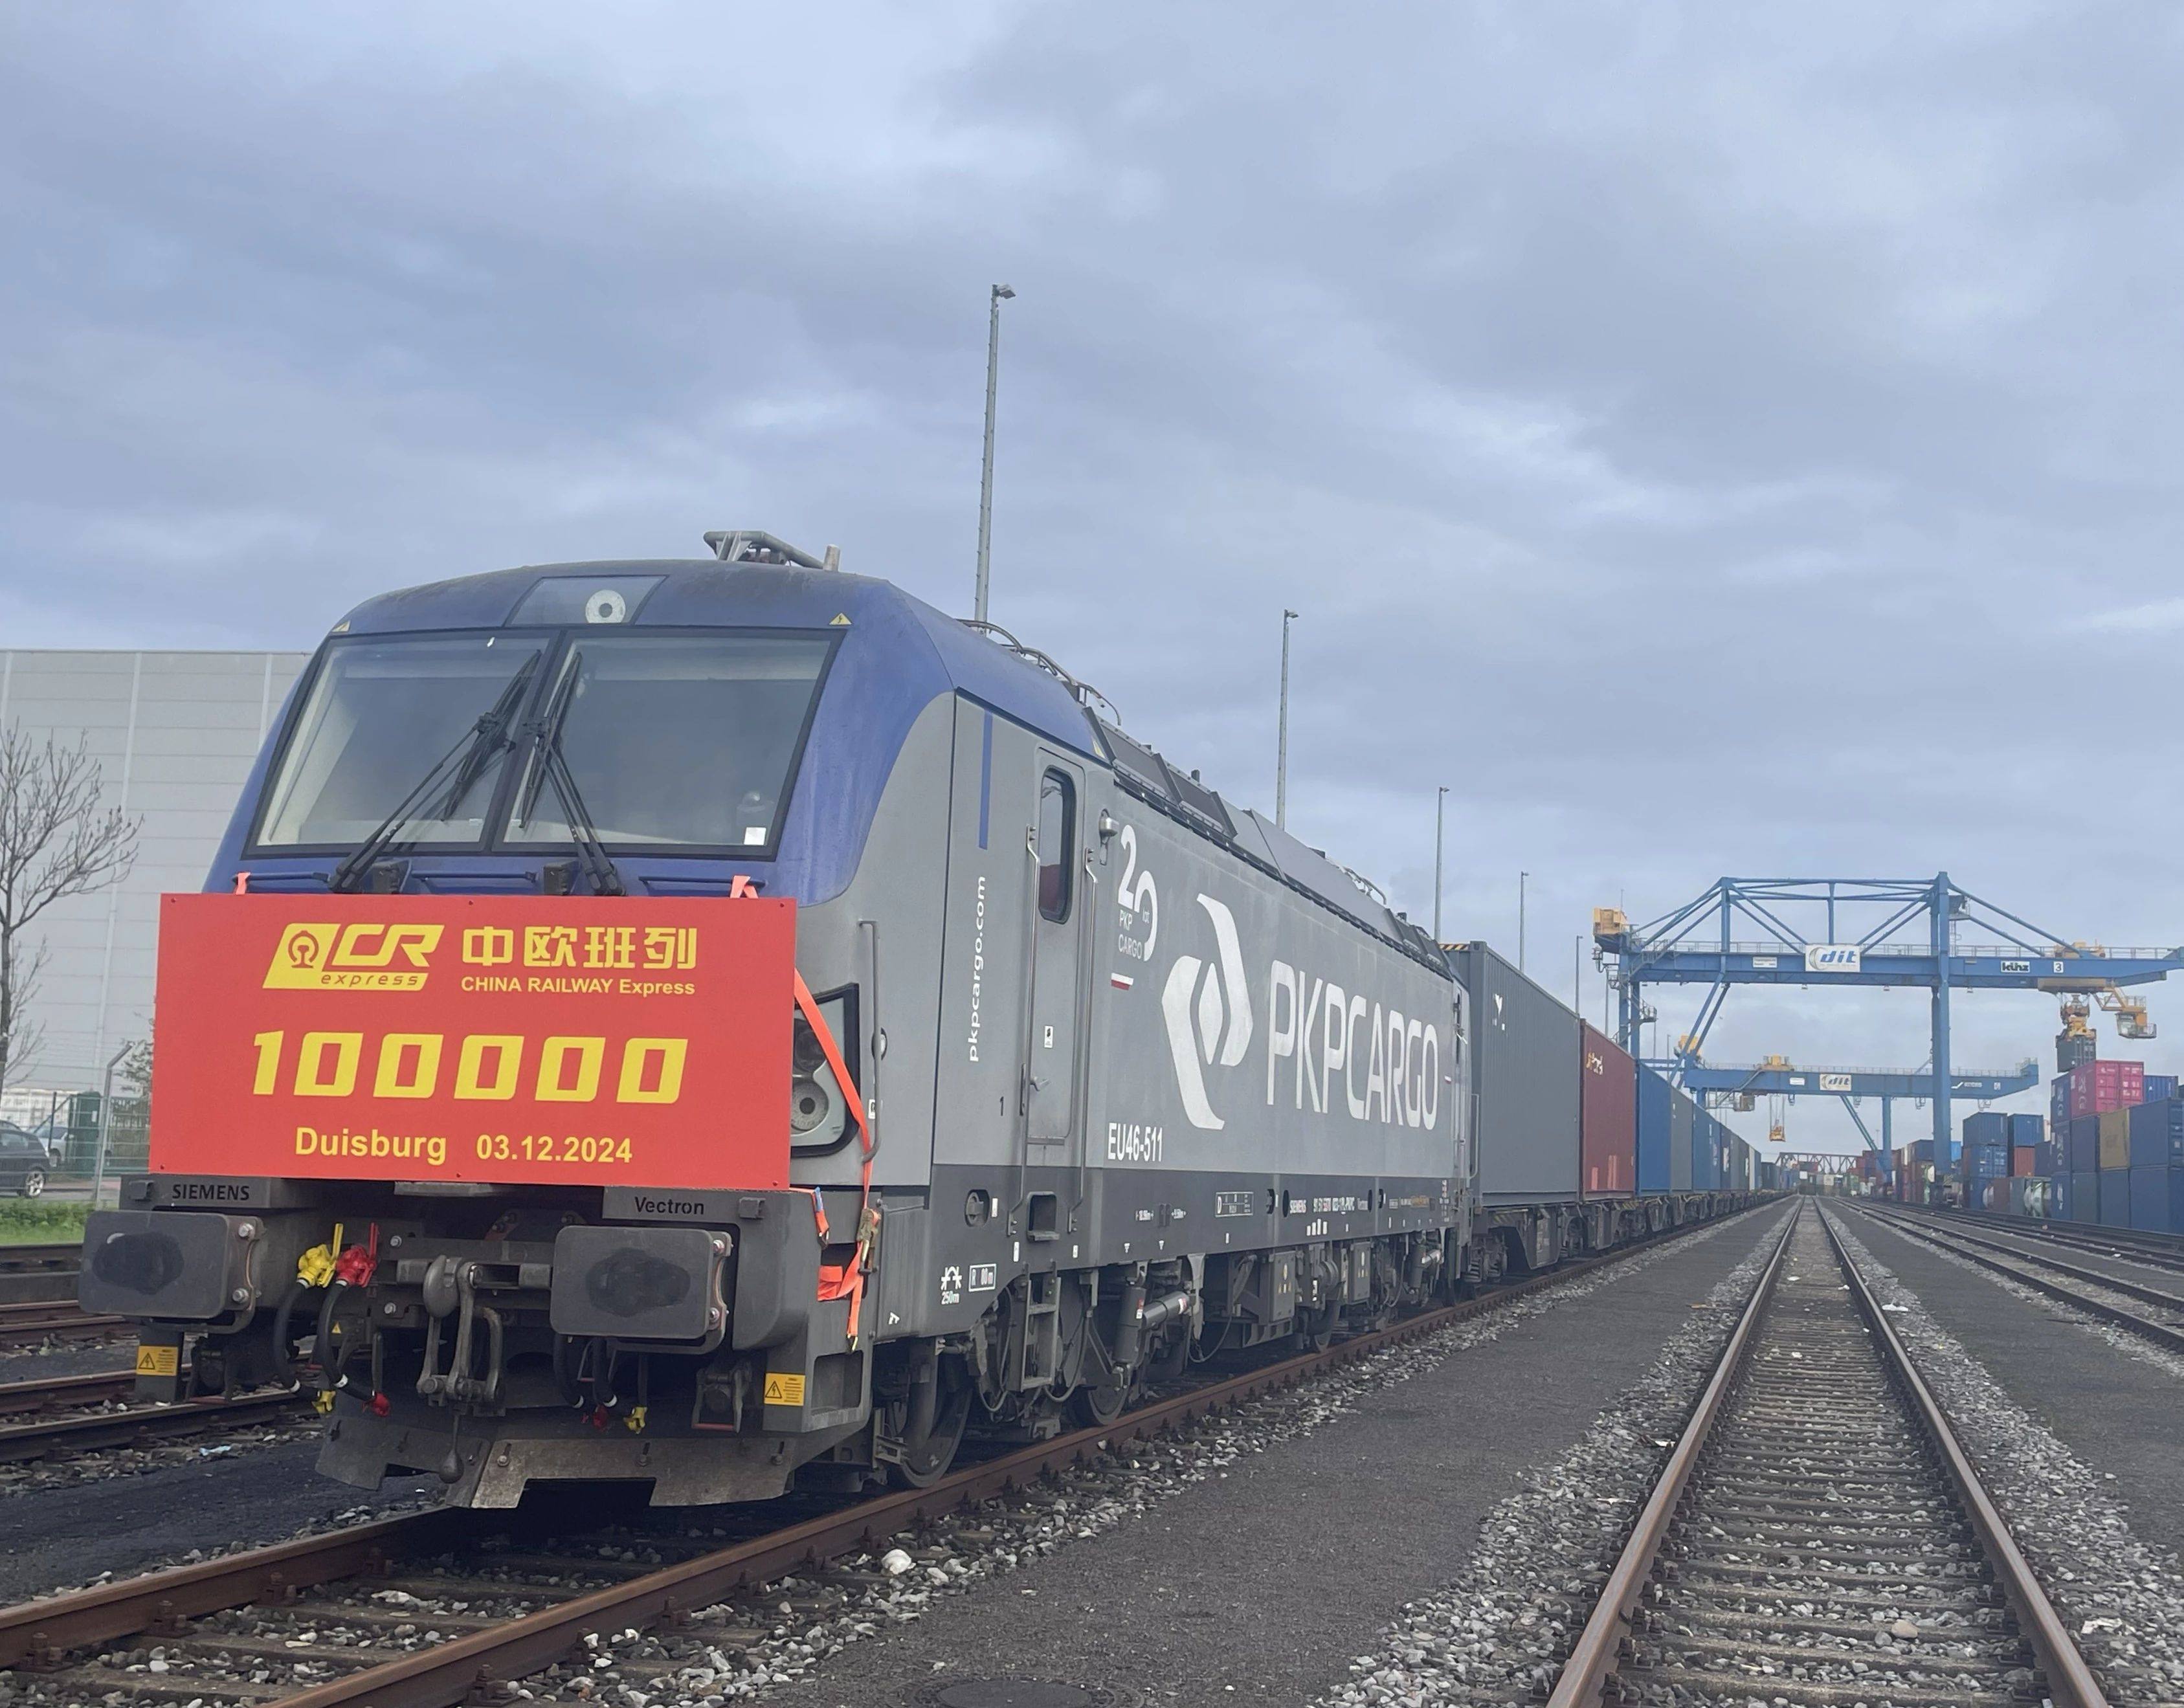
0, 1201, 89, 1243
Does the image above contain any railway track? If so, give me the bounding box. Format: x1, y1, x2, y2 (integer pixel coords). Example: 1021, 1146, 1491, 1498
0, 1206, 1761, 1707
1854, 1203, 2184, 1356
0, 1364, 303, 1465
1546, 1201, 2111, 1708
0, 1298, 123, 1348
1927, 1206, 2184, 1276
0, 1242, 85, 1308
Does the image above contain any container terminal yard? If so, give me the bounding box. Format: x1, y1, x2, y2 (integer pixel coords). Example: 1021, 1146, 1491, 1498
10, 10, 2184, 1708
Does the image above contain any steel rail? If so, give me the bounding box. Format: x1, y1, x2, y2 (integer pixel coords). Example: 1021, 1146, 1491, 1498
1896, 1201, 2184, 1276
1864, 1204, 2184, 1311
0, 1300, 123, 1346
1937, 1204, 2184, 1270
0, 1386, 302, 1463
0, 1368, 137, 1419
0, 1243, 79, 1271
1822, 1206, 2110, 1708
1854, 1204, 2184, 1355
1543, 1204, 1797, 1708
0, 1204, 1766, 1698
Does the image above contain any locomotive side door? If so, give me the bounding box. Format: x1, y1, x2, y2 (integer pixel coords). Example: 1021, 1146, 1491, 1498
1023, 753, 1087, 1157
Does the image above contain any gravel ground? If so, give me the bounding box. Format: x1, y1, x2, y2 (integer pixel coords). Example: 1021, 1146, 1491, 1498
478, 1204, 1787, 1708
1310, 1206, 1793, 1708
1843, 1205, 2184, 1569
0, 1438, 439, 1606
0, 1401, 322, 1500
1827, 1207, 2184, 1703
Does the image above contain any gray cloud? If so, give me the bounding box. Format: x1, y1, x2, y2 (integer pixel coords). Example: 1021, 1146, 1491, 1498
6, 2, 2184, 1149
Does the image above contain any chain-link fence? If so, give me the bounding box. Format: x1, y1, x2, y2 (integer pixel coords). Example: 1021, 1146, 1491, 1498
3, 1089, 148, 1199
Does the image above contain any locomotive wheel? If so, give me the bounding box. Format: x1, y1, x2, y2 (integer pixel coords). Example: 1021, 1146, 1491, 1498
1067, 1372, 1130, 1428
1293, 1300, 1338, 1353
891, 1363, 973, 1489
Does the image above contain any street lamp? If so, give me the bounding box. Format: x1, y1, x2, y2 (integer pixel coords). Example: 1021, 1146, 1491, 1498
1432, 785, 1449, 942
1276, 608, 1298, 828
1519, 870, 1529, 973
972, 284, 1016, 625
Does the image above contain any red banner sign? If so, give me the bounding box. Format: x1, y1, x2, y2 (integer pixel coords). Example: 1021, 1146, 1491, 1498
150, 894, 795, 1189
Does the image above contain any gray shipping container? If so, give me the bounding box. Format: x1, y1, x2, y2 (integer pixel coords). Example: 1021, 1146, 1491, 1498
1669, 1091, 1695, 1190
1449, 941, 1581, 1205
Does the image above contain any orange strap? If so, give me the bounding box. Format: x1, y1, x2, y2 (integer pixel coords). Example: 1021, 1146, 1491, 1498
794, 969, 877, 1346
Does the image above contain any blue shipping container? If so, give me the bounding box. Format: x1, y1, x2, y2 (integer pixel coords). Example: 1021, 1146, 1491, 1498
2033, 1140, 2059, 1176
2069, 1170, 2100, 1223
1963, 1144, 2009, 1179
2009, 1113, 2044, 1148
2067, 1116, 2101, 1173
2050, 1076, 2072, 1130
1636, 1067, 1671, 1193
2128, 1098, 2184, 1168
2149, 1075, 2179, 1104
2128, 1166, 2184, 1234
1963, 1111, 2010, 1148
2051, 1173, 2073, 1221
2100, 1168, 2132, 1228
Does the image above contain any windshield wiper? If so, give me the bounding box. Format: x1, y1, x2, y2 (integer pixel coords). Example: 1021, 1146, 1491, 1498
326, 654, 540, 893
517, 650, 625, 897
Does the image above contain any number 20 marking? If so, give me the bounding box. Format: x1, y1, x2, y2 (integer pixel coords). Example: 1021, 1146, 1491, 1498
249, 1030, 687, 1105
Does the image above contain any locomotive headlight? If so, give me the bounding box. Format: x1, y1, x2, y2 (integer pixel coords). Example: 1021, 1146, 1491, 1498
583, 588, 629, 625
789, 999, 854, 1147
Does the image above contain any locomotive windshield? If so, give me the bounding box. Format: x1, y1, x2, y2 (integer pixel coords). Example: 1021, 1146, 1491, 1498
257, 634, 548, 847
254, 629, 832, 853
504, 634, 831, 850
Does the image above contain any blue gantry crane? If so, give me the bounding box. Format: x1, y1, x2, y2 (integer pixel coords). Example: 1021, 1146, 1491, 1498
1677, 1056, 2040, 1176
1593, 874, 2183, 1162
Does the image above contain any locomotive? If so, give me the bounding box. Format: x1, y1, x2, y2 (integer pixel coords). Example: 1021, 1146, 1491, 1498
80, 530, 1749, 1508
80, 532, 1472, 1505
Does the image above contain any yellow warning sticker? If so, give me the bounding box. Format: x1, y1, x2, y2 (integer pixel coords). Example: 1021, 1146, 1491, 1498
135, 1344, 180, 1378
763, 1371, 807, 1406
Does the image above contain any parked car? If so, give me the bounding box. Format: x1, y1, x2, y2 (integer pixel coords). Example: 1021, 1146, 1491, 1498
0, 1123, 50, 1197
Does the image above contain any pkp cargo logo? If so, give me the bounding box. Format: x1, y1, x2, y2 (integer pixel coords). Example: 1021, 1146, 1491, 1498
1161, 894, 1254, 1131
263, 922, 445, 992
1802, 944, 1862, 974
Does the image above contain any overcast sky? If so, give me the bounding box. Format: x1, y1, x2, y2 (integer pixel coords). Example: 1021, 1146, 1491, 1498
7, 4, 2183, 1152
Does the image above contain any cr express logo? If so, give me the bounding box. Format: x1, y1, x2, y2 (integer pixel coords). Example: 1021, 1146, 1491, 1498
264, 923, 445, 992
1161, 894, 1254, 1131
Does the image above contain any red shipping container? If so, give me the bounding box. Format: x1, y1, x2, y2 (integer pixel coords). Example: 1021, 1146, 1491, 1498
1579, 1023, 1636, 1197
2068, 1060, 2145, 1119
2011, 1146, 2036, 1177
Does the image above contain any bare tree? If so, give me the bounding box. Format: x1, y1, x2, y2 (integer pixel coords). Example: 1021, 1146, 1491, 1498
0, 722, 140, 1092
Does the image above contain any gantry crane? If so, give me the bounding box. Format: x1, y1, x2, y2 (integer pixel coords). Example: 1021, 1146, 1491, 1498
1677, 1055, 2040, 1177
1593, 874, 2181, 1164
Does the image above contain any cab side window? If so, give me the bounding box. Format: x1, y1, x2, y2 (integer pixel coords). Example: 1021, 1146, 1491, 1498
1036, 770, 1074, 922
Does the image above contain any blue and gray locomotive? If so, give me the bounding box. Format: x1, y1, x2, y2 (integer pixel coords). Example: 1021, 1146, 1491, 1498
79, 530, 1735, 1507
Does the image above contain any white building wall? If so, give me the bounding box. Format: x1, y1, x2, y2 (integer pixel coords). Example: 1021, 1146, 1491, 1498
1, 649, 310, 1096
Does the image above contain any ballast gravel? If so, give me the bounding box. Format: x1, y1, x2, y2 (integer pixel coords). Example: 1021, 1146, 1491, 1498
1826, 1208, 2184, 1702
1314, 1206, 1794, 1708
0, 1404, 322, 1499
